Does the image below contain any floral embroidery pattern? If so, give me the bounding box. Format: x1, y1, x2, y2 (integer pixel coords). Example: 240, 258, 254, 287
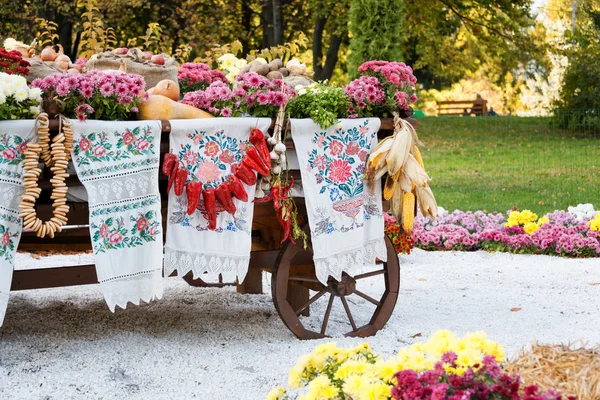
73, 125, 156, 167
306, 120, 372, 201
91, 210, 161, 254
0, 134, 29, 166
90, 196, 160, 218
78, 157, 159, 178
169, 195, 250, 234
0, 167, 23, 180
0, 224, 19, 262
178, 130, 247, 188
306, 120, 380, 236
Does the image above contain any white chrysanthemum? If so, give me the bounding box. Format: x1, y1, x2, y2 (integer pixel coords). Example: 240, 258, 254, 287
29, 106, 40, 116
298, 88, 307, 95
14, 88, 28, 102
29, 87, 43, 102
0, 93, 6, 105
235, 58, 247, 69
225, 72, 236, 82
255, 57, 268, 65
217, 53, 237, 63
3, 38, 19, 51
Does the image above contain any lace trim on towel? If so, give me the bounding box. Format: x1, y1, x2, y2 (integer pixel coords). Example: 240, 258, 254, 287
164, 247, 250, 284
0, 291, 9, 326
313, 236, 387, 285
99, 270, 163, 312
84, 170, 158, 206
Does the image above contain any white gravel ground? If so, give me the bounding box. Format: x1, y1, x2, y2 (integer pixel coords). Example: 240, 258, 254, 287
1, 249, 599, 399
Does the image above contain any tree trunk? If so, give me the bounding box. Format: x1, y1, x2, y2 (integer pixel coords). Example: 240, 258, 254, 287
261, 0, 274, 48
71, 31, 81, 60
312, 15, 327, 79
272, 0, 284, 45
241, 0, 253, 54
316, 33, 343, 81
58, 18, 74, 59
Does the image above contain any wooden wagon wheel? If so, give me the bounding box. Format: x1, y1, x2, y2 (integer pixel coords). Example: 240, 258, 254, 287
272, 226, 400, 339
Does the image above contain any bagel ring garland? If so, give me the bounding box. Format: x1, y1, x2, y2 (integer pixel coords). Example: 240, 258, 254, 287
19, 113, 72, 238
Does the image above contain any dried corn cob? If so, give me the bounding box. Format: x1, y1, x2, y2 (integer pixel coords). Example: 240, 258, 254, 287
402, 192, 416, 231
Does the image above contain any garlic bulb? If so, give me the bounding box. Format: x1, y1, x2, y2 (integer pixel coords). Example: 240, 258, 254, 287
274, 143, 286, 154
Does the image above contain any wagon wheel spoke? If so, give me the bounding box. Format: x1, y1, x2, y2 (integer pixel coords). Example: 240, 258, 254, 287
353, 289, 381, 306
354, 269, 386, 280
289, 277, 321, 283
295, 289, 327, 316
320, 294, 335, 335
340, 296, 357, 332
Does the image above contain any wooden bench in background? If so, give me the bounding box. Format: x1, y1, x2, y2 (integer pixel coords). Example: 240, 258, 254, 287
437, 99, 488, 116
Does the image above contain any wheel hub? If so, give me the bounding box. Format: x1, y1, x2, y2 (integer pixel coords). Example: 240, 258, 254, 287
330, 275, 356, 296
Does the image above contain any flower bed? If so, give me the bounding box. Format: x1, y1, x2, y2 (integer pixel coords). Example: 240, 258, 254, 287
412, 206, 600, 257
268, 330, 574, 400
383, 204, 600, 257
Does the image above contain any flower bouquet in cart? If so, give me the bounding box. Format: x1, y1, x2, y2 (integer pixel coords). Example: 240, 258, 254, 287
350, 60, 438, 233
31, 70, 145, 121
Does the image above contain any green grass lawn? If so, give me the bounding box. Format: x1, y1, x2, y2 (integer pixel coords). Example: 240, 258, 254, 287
416, 116, 600, 215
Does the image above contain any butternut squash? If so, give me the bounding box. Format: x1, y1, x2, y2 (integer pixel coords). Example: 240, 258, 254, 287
152, 79, 180, 101
137, 94, 214, 120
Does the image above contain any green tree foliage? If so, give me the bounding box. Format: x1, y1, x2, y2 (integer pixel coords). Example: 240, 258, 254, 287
557, 2, 600, 111
403, 0, 543, 88
347, 0, 405, 78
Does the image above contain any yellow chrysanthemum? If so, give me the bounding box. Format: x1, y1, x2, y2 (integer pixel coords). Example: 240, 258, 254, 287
306, 376, 337, 399
342, 375, 366, 398
266, 386, 287, 400
589, 214, 600, 231
356, 382, 392, 400
524, 222, 540, 235
537, 217, 550, 226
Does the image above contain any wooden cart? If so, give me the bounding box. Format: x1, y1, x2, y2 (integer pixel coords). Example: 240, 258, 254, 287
11, 116, 415, 340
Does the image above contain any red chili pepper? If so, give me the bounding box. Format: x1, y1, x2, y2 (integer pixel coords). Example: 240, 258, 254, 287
283, 176, 294, 195
186, 181, 202, 215
227, 175, 248, 202
232, 163, 257, 185
174, 167, 188, 196
203, 188, 217, 230
271, 185, 281, 210
249, 128, 272, 169
277, 205, 295, 245
162, 153, 177, 176
215, 183, 237, 215
244, 145, 270, 176
168, 163, 179, 193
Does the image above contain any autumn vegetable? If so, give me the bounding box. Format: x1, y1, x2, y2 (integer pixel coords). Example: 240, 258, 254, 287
186, 181, 202, 215
151, 79, 180, 101
232, 163, 257, 186
227, 175, 248, 202
162, 153, 177, 176
167, 162, 179, 193
202, 188, 217, 230
249, 128, 271, 169
137, 94, 214, 120
243, 145, 270, 176
174, 167, 188, 196
40, 46, 58, 62
215, 183, 237, 215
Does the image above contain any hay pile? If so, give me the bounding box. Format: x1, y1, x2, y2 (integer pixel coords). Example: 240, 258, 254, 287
505, 342, 600, 399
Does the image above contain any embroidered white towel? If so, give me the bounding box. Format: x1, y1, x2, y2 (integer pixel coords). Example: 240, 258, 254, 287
164, 118, 271, 283
0, 120, 35, 326
291, 118, 387, 284
71, 120, 163, 311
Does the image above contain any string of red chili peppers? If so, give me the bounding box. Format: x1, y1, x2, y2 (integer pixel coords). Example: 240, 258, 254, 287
161, 128, 273, 231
